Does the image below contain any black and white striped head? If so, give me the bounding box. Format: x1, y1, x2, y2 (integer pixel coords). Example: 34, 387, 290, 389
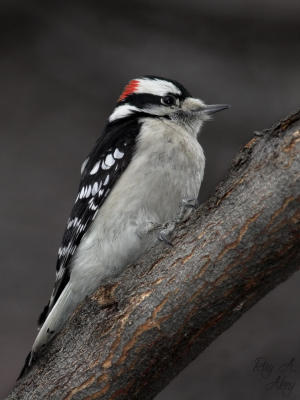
109, 76, 229, 135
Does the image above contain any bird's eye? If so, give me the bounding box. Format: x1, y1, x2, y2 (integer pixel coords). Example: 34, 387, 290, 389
161, 95, 177, 106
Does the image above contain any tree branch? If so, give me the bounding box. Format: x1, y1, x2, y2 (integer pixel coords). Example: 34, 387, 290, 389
8, 111, 300, 400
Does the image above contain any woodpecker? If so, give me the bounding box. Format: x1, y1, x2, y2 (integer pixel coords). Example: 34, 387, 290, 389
19, 75, 229, 377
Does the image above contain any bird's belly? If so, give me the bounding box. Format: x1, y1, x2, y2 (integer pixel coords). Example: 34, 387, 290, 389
70, 133, 204, 297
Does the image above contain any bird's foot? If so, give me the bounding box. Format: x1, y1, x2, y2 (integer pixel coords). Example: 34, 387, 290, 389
137, 221, 160, 238
139, 198, 198, 247
182, 198, 199, 209
157, 222, 176, 247
175, 197, 199, 223
138, 221, 174, 246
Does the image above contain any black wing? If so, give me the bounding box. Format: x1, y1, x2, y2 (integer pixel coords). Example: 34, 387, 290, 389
38, 117, 141, 326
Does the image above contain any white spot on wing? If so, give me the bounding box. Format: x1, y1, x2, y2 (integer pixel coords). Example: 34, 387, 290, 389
81, 158, 89, 174
59, 242, 72, 257
79, 186, 85, 199
56, 267, 64, 279
89, 199, 98, 210
92, 210, 99, 220
86, 185, 91, 198
105, 153, 115, 167
103, 175, 109, 186
98, 189, 104, 197
114, 148, 124, 159
90, 161, 100, 175
101, 160, 110, 170
92, 182, 98, 195
79, 224, 85, 232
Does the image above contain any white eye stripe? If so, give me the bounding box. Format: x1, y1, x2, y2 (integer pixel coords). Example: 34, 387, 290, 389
114, 148, 124, 159
90, 161, 100, 175
135, 78, 181, 97
109, 104, 139, 122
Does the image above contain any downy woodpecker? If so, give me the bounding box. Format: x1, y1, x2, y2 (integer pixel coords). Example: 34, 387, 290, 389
19, 75, 229, 377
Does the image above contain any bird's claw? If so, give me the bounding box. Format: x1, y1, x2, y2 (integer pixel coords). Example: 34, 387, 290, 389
175, 197, 198, 223
141, 198, 198, 247
182, 198, 198, 209
158, 222, 175, 247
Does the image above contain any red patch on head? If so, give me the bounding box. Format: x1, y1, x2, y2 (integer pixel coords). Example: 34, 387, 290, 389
118, 79, 139, 102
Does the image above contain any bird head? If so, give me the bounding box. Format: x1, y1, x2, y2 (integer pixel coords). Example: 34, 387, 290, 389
109, 76, 229, 136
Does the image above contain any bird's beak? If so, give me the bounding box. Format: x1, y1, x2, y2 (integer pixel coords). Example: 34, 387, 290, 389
202, 104, 230, 115
182, 98, 230, 114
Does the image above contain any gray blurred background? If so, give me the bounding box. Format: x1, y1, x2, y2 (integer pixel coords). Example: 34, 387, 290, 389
1, 0, 299, 398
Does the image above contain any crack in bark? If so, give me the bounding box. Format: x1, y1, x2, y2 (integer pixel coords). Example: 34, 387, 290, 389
64, 375, 96, 400
216, 211, 262, 261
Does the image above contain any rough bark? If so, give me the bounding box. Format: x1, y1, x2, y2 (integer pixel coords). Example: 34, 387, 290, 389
8, 111, 300, 400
